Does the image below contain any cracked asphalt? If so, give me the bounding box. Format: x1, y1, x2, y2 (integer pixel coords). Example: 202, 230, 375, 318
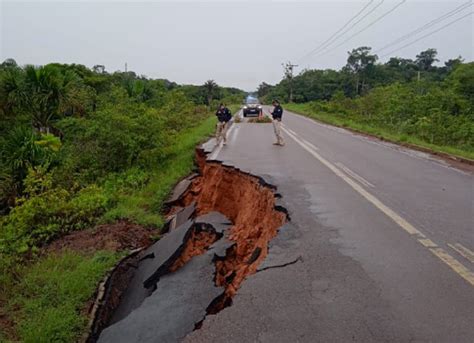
185, 108, 474, 343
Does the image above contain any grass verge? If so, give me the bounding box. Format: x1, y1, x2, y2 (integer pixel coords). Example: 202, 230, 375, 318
3, 251, 120, 343
285, 103, 474, 161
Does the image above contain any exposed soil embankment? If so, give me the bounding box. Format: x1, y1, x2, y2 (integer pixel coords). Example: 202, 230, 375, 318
175, 148, 287, 305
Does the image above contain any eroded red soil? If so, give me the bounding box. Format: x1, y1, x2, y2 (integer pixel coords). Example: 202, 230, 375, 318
46, 220, 154, 254
169, 226, 220, 272
178, 150, 287, 300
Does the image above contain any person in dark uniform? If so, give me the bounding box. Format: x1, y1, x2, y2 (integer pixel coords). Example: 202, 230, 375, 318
270, 99, 284, 146
215, 103, 232, 145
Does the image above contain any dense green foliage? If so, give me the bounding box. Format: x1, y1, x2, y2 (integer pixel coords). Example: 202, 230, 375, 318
0, 61, 244, 256
0, 59, 244, 341
260, 48, 473, 157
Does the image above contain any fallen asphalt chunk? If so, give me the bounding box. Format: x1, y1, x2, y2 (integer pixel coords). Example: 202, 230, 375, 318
98, 232, 233, 343
108, 218, 195, 325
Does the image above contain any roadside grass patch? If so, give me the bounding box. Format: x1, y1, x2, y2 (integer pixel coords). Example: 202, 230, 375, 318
8, 250, 119, 343
285, 103, 474, 161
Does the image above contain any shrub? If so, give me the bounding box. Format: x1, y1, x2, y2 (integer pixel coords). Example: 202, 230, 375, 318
0, 167, 108, 256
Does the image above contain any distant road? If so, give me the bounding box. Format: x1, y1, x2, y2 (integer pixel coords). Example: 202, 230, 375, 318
187, 107, 474, 342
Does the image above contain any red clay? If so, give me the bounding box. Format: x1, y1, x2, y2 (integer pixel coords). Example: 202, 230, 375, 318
179, 150, 286, 298
46, 220, 154, 254
169, 228, 219, 272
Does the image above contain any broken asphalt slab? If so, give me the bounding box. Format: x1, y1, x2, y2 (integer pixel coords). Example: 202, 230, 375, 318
165, 174, 198, 206
108, 217, 196, 325
163, 202, 196, 233
96, 208, 234, 342
195, 212, 232, 234
98, 233, 233, 343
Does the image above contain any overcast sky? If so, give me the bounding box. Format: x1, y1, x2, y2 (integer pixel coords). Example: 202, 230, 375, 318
1, 0, 473, 91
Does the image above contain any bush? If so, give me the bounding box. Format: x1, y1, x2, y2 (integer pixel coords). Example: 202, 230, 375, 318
57, 104, 170, 182
0, 167, 108, 256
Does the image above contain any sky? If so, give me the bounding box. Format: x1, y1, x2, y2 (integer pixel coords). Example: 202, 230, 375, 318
1, 0, 473, 91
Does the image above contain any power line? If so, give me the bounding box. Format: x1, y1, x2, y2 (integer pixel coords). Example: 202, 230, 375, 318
313, 0, 407, 59
380, 11, 473, 57
375, 1, 473, 54
300, 0, 385, 62
299, 0, 375, 62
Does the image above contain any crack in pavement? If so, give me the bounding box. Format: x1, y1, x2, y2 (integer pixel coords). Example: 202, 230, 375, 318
257, 256, 303, 272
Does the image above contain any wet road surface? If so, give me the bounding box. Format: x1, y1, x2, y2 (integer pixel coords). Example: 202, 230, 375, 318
185, 107, 474, 342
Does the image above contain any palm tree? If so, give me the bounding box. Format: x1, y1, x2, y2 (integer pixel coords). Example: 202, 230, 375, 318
203, 80, 219, 108
0, 67, 25, 118
23, 65, 83, 133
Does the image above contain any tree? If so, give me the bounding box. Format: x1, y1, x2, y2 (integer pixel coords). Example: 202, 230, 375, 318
203, 80, 219, 107
22, 65, 87, 133
448, 62, 474, 102
344, 46, 378, 95
92, 65, 106, 74
1, 58, 18, 68
0, 67, 25, 118
416, 48, 439, 71
257, 82, 273, 99
445, 56, 463, 72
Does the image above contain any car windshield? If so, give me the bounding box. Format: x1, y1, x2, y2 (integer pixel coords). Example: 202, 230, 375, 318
246, 98, 259, 104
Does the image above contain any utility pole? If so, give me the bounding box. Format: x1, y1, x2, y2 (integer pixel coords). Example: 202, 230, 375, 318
125, 62, 128, 73
282, 61, 298, 103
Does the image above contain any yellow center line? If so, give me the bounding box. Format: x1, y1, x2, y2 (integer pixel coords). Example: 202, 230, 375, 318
418, 238, 438, 248
448, 243, 474, 264
281, 126, 474, 287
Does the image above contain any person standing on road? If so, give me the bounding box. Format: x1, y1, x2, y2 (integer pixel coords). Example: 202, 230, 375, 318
271, 99, 285, 146
215, 103, 232, 146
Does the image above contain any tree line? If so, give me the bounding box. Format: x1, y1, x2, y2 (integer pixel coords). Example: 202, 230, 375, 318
258, 48, 473, 154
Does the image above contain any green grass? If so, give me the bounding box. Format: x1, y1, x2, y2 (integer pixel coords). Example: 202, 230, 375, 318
103, 115, 216, 227
5, 251, 119, 343
285, 103, 474, 161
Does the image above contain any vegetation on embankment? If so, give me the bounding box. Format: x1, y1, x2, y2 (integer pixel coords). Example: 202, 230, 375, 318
258, 48, 474, 160
285, 91, 474, 161
0, 59, 244, 341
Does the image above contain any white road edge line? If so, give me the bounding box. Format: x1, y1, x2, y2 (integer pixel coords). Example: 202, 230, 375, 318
281, 125, 474, 287
301, 138, 319, 151
287, 109, 470, 177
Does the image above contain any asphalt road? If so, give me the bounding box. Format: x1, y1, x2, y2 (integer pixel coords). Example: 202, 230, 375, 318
185, 107, 474, 343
